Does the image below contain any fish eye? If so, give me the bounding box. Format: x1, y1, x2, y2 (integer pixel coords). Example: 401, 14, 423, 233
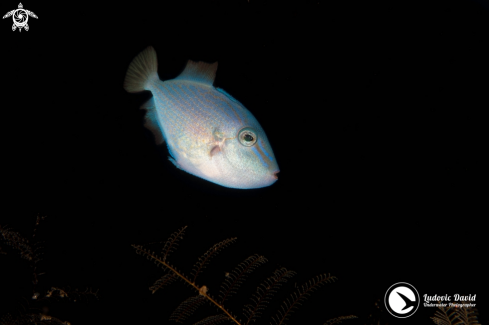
238, 127, 257, 147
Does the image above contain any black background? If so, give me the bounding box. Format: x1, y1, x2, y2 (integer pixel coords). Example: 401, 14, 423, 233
1, 0, 487, 324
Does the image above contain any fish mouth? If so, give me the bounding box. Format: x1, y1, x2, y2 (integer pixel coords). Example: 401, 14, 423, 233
272, 170, 280, 180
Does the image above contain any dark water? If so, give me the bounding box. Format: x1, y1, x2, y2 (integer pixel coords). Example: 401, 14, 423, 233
1, 0, 487, 324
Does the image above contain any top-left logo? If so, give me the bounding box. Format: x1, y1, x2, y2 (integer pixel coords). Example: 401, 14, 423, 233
3, 3, 37, 32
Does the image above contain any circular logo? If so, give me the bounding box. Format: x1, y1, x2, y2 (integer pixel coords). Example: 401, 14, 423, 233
384, 282, 420, 318
13, 9, 27, 27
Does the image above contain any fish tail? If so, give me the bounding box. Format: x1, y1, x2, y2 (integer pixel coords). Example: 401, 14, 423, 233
123, 46, 159, 93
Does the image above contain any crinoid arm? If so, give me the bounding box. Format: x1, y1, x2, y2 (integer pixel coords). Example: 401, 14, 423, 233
193, 314, 231, 325
133, 227, 354, 325
456, 306, 481, 325
461, 306, 481, 325
170, 295, 206, 323
323, 315, 358, 325
131, 244, 191, 286
0, 216, 97, 324
149, 272, 176, 294
133, 229, 241, 324
162, 226, 187, 261
218, 254, 267, 305
431, 302, 481, 325
132, 226, 192, 288
191, 237, 237, 283
242, 267, 296, 325
431, 303, 461, 325
271, 273, 337, 325
0, 224, 35, 261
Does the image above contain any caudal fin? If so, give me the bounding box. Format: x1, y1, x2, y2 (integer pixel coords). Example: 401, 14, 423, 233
123, 46, 159, 93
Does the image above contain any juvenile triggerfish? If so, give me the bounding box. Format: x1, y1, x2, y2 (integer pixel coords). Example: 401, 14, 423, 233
123, 47, 279, 189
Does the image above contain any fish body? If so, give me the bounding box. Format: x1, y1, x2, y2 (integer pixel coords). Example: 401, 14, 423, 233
124, 46, 279, 189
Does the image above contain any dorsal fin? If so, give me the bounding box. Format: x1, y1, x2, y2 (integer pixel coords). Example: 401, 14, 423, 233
174, 60, 218, 85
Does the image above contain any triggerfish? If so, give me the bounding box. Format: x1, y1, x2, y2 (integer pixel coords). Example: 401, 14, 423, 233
123, 47, 279, 189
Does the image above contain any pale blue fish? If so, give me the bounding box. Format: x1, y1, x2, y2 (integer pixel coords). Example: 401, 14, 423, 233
123, 46, 279, 189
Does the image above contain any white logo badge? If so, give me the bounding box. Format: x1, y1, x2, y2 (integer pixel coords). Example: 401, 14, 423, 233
384, 282, 420, 318
3, 3, 37, 32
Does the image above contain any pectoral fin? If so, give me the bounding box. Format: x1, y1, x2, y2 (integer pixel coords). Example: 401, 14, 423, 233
210, 145, 221, 157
